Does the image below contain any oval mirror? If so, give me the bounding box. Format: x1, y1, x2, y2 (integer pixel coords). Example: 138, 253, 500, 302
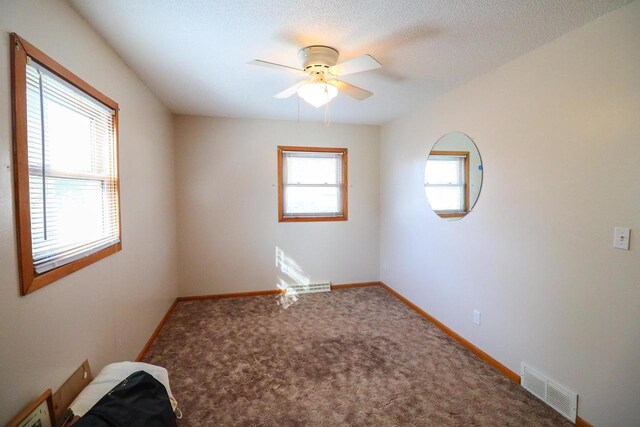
424, 132, 483, 221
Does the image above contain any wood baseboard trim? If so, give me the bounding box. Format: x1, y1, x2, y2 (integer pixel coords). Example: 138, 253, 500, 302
575, 416, 593, 427
377, 281, 591, 426
176, 289, 283, 302
136, 290, 279, 361
378, 281, 519, 382
135, 298, 178, 362
331, 281, 380, 290
178, 282, 380, 300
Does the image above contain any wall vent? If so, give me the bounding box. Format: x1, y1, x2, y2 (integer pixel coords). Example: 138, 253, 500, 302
285, 282, 331, 295
521, 362, 577, 422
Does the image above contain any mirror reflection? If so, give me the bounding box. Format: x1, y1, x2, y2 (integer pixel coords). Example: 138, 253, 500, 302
424, 132, 483, 221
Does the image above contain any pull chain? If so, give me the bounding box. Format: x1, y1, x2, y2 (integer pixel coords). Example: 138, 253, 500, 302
324, 85, 331, 127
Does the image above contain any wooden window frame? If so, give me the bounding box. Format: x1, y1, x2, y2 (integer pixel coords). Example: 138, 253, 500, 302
426, 150, 470, 219
10, 33, 122, 295
277, 146, 348, 223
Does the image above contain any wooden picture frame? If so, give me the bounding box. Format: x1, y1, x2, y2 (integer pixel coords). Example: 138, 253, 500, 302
6, 389, 55, 427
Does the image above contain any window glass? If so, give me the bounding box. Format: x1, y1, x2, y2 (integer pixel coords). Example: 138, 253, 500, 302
284, 187, 341, 215
285, 155, 338, 185
425, 159, 461, 185
424, 187, 464, 212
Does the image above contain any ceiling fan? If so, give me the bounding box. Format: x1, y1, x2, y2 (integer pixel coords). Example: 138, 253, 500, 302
249, 45, 381, 108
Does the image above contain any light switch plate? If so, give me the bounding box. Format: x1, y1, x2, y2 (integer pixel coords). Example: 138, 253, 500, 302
614, 227, 630, 250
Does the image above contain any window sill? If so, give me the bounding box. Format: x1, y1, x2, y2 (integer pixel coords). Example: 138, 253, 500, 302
279, 216, 348, 223
436, 212, 466, 218
20, 242, 122, 295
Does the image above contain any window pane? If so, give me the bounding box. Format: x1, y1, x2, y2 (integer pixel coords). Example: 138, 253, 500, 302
32, 177, 104, 254
44, 99, 94, 174
425, 158, 461, 185
285, 155, 339, 184
424, 186, 464, 212
284, 186, 341, 215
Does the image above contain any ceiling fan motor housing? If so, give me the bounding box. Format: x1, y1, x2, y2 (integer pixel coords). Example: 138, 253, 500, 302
298, 45, 339, 74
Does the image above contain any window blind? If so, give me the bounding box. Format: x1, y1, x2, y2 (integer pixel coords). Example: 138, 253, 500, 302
282, 151, 343, 218
26, 59, 119, 274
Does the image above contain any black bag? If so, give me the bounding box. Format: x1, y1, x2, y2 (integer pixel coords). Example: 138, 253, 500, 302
74, 370, 177, 427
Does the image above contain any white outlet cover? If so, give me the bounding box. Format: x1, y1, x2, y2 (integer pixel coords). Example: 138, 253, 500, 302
614, 227, 630, 250
473, 310, 481, 325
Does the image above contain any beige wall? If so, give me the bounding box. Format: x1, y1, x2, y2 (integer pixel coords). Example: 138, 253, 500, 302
0, 0, 178, 422
174, 116, 380, 297
380, 2, 640, 425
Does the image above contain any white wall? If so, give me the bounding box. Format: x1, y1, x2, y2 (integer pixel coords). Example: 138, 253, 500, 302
0, 0, 178, 422
380, 2, 640, 425
174, 116, 379, 297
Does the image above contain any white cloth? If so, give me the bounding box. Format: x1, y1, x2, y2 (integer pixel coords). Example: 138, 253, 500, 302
69, 361, 178, 416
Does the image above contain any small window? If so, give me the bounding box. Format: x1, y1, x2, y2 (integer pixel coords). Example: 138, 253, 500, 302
424, 151, 469, 218
11, 34, 121, 295
278, 146, 347, 222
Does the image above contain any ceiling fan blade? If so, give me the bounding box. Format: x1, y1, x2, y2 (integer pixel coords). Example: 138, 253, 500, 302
275, 82, 305, 99
248, 59, 304, 74
331, 80, 373, 100
329, 54, 381, 77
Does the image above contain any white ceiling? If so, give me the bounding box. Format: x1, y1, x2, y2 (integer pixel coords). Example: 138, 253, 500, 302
69, 0, 632, 125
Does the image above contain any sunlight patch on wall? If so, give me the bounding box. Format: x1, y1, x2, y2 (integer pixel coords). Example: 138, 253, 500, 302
275, 246, 310, 309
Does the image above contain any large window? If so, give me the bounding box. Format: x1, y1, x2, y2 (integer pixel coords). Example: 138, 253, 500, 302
278, 146, 348, 222
424, 151, 469, 218
11, 34, 121, 295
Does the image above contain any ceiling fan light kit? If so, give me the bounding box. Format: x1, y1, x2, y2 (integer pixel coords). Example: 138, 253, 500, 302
250, 45, 381, 108
298, 81, 339, 108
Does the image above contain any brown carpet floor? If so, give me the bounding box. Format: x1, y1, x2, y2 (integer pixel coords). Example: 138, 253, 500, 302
143, 286, 573, 426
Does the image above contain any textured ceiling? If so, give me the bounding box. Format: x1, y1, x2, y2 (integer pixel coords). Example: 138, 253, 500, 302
69, 0, 632, 125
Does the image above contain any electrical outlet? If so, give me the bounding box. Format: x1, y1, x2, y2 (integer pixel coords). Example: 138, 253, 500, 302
614, 227, 630, 250
473, 309, 481, 325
